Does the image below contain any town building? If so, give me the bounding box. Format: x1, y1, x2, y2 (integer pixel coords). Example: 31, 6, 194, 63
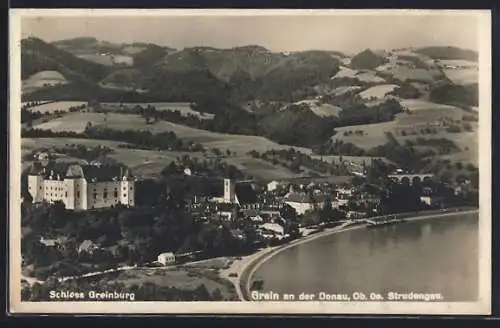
211, 178, 259, 209
77, 240, 101, 255
27, 161, 135, 210
284, 192, 335, 215
260, 222, 285, 236
267, 180, 282, 192
157, 252, 176, 266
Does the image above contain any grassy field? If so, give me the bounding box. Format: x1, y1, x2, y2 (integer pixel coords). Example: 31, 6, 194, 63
438, 59, 478, 85
355, 71, 386, 83
375, 64, 440, 83
22, 70, 69, 94
32, 112, 313, 155
332, 121, 397, 149
109, 266, 238, 301
75, 53, 134, 66
26, 101, 88, 113
359, 84, 398, 100
332, 99, 475, 153
399, 99, 462, 112
332, 86, 362, 96
438, 148, 478, 167
310, 155, 394, 166
332, 66, 358, 79
442, 68, 478, 85
22, 137, 204, 178
226, 156, 305, 180
101, 102, 215, 119
294, 99, 342, 117
21, 137, 311, 180
332, 66, 385, 83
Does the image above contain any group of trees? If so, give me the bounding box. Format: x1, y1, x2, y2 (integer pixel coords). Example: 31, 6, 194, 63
21, 126, 204, 153
49, 144, 114, 162
250, 148, 350, 176
21, 192, 262, 281
429, 83, 478, 107
160, 155, 244, 180
84, 125, 204, 152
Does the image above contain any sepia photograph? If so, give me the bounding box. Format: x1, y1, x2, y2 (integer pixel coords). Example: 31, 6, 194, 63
9, 9, 491, 315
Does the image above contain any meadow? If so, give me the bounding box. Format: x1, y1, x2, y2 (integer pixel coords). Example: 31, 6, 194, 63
75, 54, 134, 66
442, 68, 478, 85
332, 100, 475, 152
294, 99, 342, 117
32, 112, 313, 156
375, 65, 440, 83
310, 155, 394, 166
331, 66, 386, 83
100, 102, 215, 119
22, 135, 310, 180
359, 84, 398, 100
22, 70, 68, 94
25, 101, 88, 113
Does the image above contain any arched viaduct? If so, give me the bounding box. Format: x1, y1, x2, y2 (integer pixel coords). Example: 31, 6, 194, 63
387, 174, 434, 185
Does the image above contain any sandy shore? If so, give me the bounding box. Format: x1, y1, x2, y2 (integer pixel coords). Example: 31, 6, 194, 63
229, 208, 478, 301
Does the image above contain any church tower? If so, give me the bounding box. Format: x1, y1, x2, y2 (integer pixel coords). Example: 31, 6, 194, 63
223, 178, 236, 203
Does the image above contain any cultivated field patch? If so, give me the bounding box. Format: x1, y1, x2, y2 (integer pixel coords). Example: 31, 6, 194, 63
76, 54, 134, 66
22, 137, 204, 178
226, 157, 305, 180
442, 68, 478, 85
332, 121, 397, 149
26, 101, 88, 113
101, 102, 215, 119
359, 84, 399, 100
310, 155, 394, 166
22, 70, 68, 93
294, 99, 342, 117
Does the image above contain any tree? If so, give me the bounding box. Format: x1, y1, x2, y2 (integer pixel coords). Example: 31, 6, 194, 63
320, 197, 334, 222
280, 204, 297, 222
231, 204, 241, 223
351, 175, 365, 187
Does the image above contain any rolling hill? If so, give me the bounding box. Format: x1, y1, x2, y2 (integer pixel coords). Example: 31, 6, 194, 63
21, 37, 479, 169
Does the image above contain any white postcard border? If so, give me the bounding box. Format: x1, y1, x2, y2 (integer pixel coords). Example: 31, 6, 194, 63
8, 8, 492, 315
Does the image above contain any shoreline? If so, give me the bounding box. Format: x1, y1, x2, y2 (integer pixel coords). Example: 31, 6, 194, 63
234, 208, 479, 301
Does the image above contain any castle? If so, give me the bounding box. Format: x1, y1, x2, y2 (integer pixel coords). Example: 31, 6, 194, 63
27, 162, 135, 210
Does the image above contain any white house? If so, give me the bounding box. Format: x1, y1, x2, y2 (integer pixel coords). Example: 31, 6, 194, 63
284, 192, 333, 215
267, 180, 281, 192
260, 222, 285, 235
420, 196, 434, 206
157, 252, 176, 266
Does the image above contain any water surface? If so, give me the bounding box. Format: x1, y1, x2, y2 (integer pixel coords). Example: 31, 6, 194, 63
252, 213, 478, 301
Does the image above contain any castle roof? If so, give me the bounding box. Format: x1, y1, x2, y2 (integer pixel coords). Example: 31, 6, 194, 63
28, 161, 132, 182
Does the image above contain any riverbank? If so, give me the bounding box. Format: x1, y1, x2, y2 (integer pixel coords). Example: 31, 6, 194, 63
234, 208, 478, 301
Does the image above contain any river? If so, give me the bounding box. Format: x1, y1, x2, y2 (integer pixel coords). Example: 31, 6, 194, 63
251, 212, 478, 301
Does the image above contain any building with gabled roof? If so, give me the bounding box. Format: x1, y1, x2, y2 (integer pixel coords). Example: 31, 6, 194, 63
27, 161, 135, 210
211, 178, 259, 209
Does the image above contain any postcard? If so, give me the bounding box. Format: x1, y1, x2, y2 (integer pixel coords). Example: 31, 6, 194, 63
9, 9, 491, 315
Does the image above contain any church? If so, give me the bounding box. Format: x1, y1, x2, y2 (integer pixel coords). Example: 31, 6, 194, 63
211, 178, 259, 210
27, 161, 135, 210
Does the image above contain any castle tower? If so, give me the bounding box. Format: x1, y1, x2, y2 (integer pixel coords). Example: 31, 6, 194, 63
224, 178, 236, 203
27, 172, 44, 203
120, 168, 135, 207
